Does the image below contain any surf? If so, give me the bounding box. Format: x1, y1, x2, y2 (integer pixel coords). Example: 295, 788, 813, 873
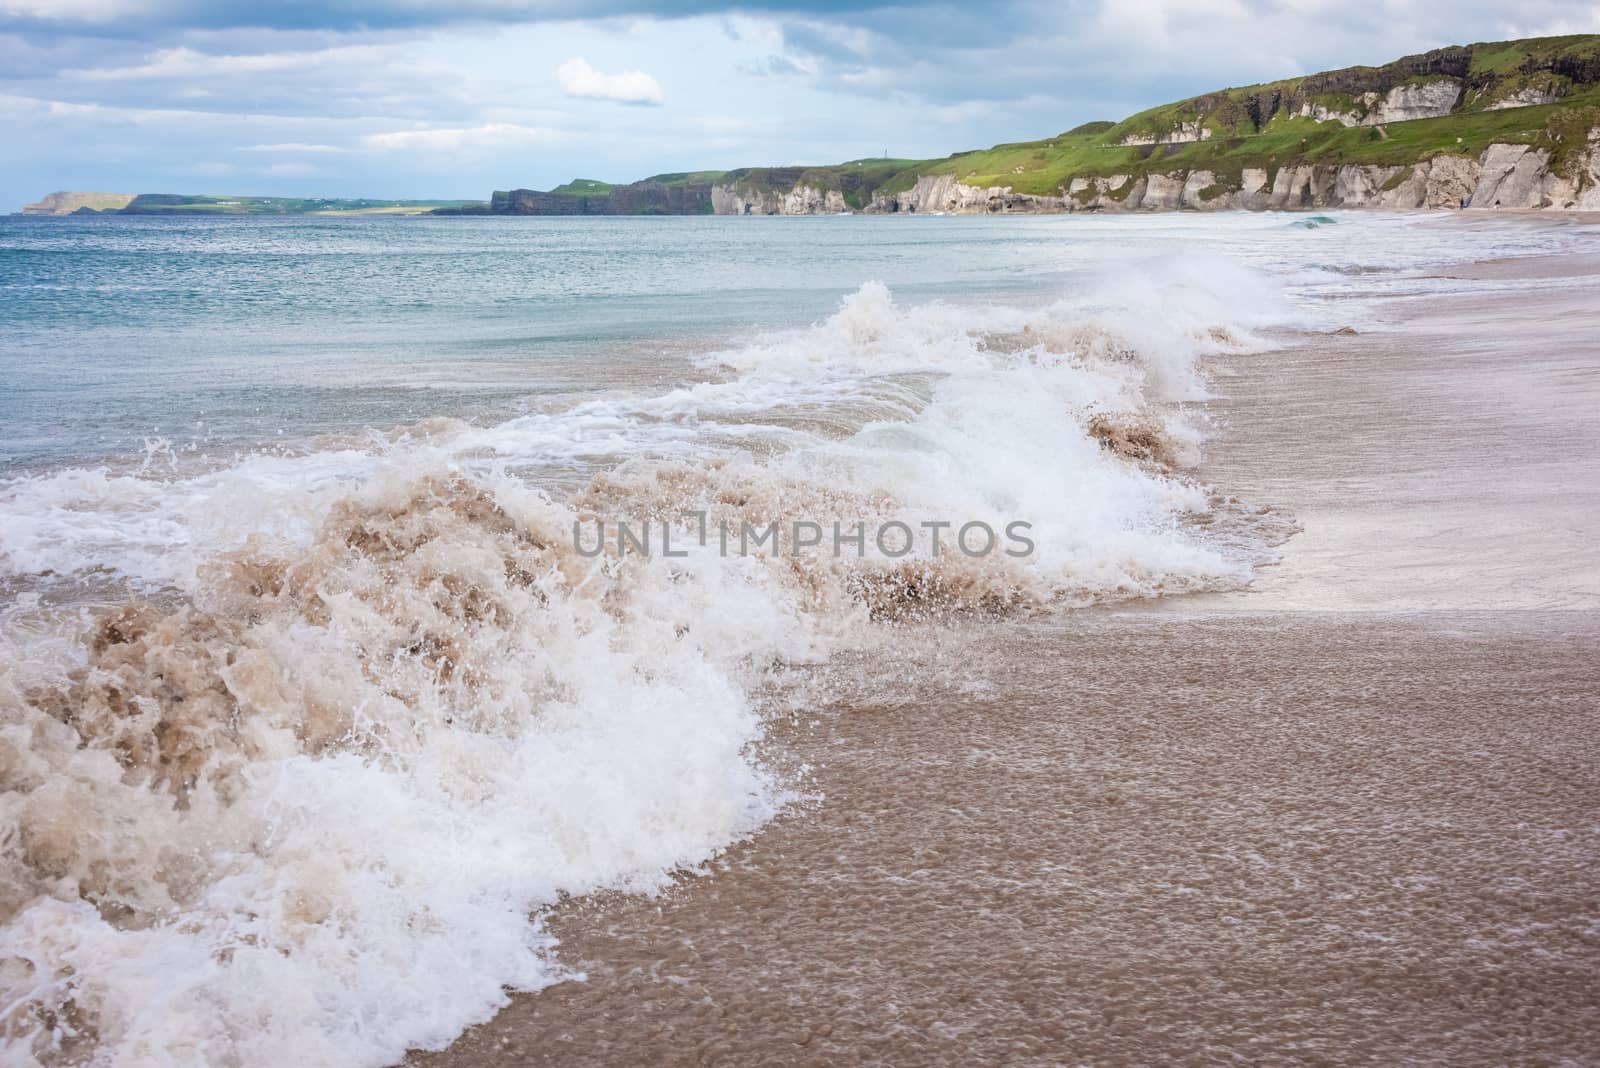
1, 266, 1292, 1066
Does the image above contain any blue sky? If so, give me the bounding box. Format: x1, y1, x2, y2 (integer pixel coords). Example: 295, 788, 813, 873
4, 1, 1598, 207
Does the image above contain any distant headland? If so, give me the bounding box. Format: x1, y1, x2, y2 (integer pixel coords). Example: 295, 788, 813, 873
18, 193, 477, 216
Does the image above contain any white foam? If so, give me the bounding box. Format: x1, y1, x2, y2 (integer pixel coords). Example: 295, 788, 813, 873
0, 262, 1290, 1066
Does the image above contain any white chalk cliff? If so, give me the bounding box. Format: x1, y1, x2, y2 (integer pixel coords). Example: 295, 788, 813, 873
1118, 121, 1214, 146
1297, 78, 1464, 126
710, 131, 1600, 216
711, 183, 847, 215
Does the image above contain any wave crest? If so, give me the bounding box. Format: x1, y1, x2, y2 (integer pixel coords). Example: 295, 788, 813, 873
0, 272, 1291, 1065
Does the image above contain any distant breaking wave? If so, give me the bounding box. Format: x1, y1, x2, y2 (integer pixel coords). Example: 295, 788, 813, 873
0, 260, 1296, 1066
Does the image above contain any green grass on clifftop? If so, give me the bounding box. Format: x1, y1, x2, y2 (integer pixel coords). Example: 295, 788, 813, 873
548, 179, 614, 195
889, 37, 1600, 197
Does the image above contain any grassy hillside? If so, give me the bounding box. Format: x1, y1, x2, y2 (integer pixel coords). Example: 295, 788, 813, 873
921, 92, 1600, 197
480, 34, 1600, 212
547, 179, 614, 196
877, 35, 1600, 197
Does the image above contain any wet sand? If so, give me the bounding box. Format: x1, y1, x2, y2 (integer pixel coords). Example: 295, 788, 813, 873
414, 252, 1600, 1066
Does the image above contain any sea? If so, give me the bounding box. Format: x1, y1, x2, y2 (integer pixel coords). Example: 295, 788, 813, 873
0, 209, 1591, 1065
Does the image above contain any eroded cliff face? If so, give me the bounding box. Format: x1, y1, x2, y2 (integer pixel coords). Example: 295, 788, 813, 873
710, 184, 847, 215
1485, 86, 1564, 111
711, 132, 1600, 216
861, 174, 1070, 215
1296, 78, 1463, 126
1118, 122, 1213, 146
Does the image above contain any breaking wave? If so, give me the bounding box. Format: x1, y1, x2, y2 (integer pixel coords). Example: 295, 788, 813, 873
0, 263, 1294, 1066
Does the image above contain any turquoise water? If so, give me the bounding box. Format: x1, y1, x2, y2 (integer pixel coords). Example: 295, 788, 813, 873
0, 214, 1086, 468
2, 211, 1584, 471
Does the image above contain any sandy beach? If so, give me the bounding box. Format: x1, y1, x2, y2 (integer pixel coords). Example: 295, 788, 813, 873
414, 248, 1600, 1066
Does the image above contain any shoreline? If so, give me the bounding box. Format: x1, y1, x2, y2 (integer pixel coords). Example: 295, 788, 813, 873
411, 246, 1600, 1065
13, 207, 1600, 221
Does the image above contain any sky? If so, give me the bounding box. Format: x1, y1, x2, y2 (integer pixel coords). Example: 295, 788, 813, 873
4, 0, 1599, 208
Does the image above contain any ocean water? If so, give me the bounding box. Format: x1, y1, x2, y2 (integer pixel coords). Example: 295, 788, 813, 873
0, 210, 1591, 1066
3, 211, 1585, 472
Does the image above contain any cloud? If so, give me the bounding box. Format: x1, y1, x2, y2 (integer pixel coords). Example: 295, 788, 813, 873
364, 122, 556, 151
0, 1, 922, 38
237, 141, 347, 152
736, 53, 807, 76
556, 56, 663, 104
62, 44, 388, 80
184, 157, 317, 177
1, 0, 141, 21
1, 92, 258, 125
25, 35, 488, 123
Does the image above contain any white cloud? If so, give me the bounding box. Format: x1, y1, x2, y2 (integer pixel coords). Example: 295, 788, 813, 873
184, 158, 317, 177
0, 0, 145, 20
237, 142, 349, 153
363, 122, 554, 151
2, 92, 349, 129
63, 45, 390, 81
555, 57, 663, 105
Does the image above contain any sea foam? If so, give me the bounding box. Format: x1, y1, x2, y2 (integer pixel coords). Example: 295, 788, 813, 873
0, 262, 1292, 1066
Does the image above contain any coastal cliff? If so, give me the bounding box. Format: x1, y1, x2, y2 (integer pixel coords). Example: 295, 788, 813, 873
463, 35, 1600, 218
485, 181, 714, 215
20, 191, 134, 215
483, 134, 1600, 217
859, 136, 1600, 214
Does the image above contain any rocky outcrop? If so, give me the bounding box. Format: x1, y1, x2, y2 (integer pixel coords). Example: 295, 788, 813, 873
1182, 170, 1232, 209
1119, 121, 1212, 146
1485, 86, 1563, 110
1140, 173, 1186, 210
1466, 141, 1600, 209
711, 183, 847, 215
861, 174, 1068, 214
1297, 78, 1462, 126
1470, 144, 1549, 207
1377, 154, 1482, 207
1372, 79, 1465, 122
1065, 174, 1140, 211
1235, 168, 1273, 210
1332, 163, 1401, 205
